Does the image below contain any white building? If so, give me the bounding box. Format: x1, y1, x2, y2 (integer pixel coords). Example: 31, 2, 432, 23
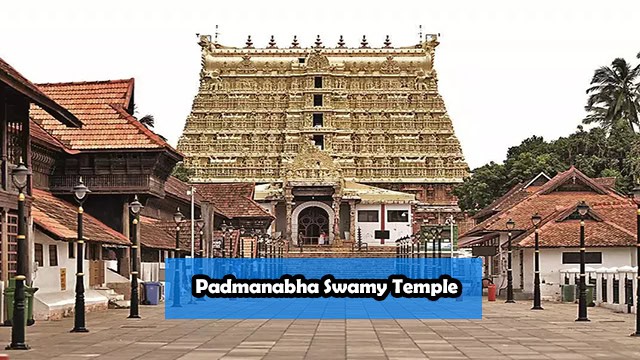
460, 167, 637, 299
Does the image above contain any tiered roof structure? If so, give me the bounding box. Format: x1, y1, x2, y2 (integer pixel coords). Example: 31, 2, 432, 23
461, 167, 636, 248
178, 34, 468, 184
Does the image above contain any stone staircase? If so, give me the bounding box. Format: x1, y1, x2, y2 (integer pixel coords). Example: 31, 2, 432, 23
96, 288, 130, 309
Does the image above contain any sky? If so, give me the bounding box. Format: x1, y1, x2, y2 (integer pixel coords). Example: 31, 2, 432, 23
0, 0, 639, 169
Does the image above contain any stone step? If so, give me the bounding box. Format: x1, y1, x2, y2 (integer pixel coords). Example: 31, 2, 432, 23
108, 299, 131, 309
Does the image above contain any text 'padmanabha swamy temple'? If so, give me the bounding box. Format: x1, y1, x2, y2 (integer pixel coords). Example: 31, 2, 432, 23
178, 34, 469, 247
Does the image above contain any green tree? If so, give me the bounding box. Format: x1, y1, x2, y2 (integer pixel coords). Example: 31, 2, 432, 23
583, 58, 640, 132
452, 162, 507, 213
171, 162, 193, 182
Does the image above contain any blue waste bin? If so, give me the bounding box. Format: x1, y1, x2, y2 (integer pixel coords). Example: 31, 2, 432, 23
143, 282, 161, 305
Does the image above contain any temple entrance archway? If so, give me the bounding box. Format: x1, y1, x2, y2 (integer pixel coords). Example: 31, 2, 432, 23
291, 201, 334, 245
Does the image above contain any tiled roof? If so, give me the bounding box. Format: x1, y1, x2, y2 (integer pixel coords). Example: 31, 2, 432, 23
194, 183, 273, 219
30, 119, 78, 154
32, 189, 130, 245
462, 167, 636, 248
29, 79, 179, 155
465, 167, 627, 235
593, 177, 617, 189
0, 57, 81, 127
473, 172, 550, 220
517, 203, 636, 248
149, 218, 202, 252
164, 176, 203, 206
139, 216, 178, 250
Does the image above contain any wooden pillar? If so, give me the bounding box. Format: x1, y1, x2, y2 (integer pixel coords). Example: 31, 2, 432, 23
201, 200, 212, 257
1, 208, 7, 285
120, 200, 131, 278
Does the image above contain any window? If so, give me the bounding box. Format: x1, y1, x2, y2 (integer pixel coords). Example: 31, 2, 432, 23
387, 210, 409, 222
314, 76, 323, 88
68, 240, 75, 258
34, 244, 43, 267
298, 58, 305, 64
313, 94, 323, 107
312, 135, 324, 150
358, 210, 379, 222
562, 252, 602, 264
313, 113, 324, 127
49, 244, 58, 267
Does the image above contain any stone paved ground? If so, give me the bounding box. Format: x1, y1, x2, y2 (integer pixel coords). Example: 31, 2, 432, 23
1, 301, 639, 360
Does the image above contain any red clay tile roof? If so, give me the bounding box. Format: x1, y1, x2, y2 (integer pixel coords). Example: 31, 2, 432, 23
148, 218, 202, 252
32, 189, 130, 245
29, 79, 179, 156
30, 119, 78, 154
473, 173, 550, 220
139, 216, 179, 250
593, 177, 617, 189
517, 203, 636, 248
164, 176, 203, 206
194, 183, 273, 219
462, 167, 635, 248
0, 57, 81, 127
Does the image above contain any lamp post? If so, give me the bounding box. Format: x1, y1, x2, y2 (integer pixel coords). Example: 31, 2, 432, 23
430, 228, 437, 258
196, 217, 205, 258
221, 222, 235, 257
6, 161, 30, 350
531, 213, 543, 310
70, 178, 90, 332
632, 186, 640, 336
128, 196, 143, 319
436, 226, 443, 258
172, 208, 184, 307
506, 218, 515, 303
576, 201, 590, 322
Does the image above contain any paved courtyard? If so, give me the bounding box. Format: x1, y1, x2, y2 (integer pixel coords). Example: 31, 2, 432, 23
1, 301, 639, 360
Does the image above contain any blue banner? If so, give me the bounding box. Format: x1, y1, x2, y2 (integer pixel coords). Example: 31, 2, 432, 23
164, 258, 482, 319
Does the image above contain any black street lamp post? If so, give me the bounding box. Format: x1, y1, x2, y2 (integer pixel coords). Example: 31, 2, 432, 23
632, 186, 640, 336
197, 217, 205, 259
128, 196, 143, 319
430, 228, 437, 258
7, 161, 31, 350
576, 201, 590, 322
506, 218, 516, 303
71, 178, 90, 332
531, 213, 543, 310
172, 208, 184, 307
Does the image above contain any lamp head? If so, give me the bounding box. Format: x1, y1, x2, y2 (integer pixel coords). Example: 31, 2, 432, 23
577, 201, 589, 217
506, 218, 515, 231
173, 207, 184, 225
11, 160, 30, 191
72, 177, 91, 203
129, 195, 143, 215
531, 213, 542, 227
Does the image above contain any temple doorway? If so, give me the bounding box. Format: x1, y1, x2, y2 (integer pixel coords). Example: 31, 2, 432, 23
297, 206, 330, 245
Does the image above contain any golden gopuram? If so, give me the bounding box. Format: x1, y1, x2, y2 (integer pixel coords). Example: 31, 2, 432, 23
178, 34, 469, 247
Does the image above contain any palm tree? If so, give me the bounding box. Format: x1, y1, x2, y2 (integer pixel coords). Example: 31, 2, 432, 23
139, 114, 155, 128
583, 57, 640, 132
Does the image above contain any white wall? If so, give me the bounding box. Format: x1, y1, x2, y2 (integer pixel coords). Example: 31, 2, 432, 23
355, 203, 412, 245
32, 231, 90, 294
521, 247, 635, 300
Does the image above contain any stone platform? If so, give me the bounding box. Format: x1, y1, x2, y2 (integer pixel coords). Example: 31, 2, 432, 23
1, 301, 639, 359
